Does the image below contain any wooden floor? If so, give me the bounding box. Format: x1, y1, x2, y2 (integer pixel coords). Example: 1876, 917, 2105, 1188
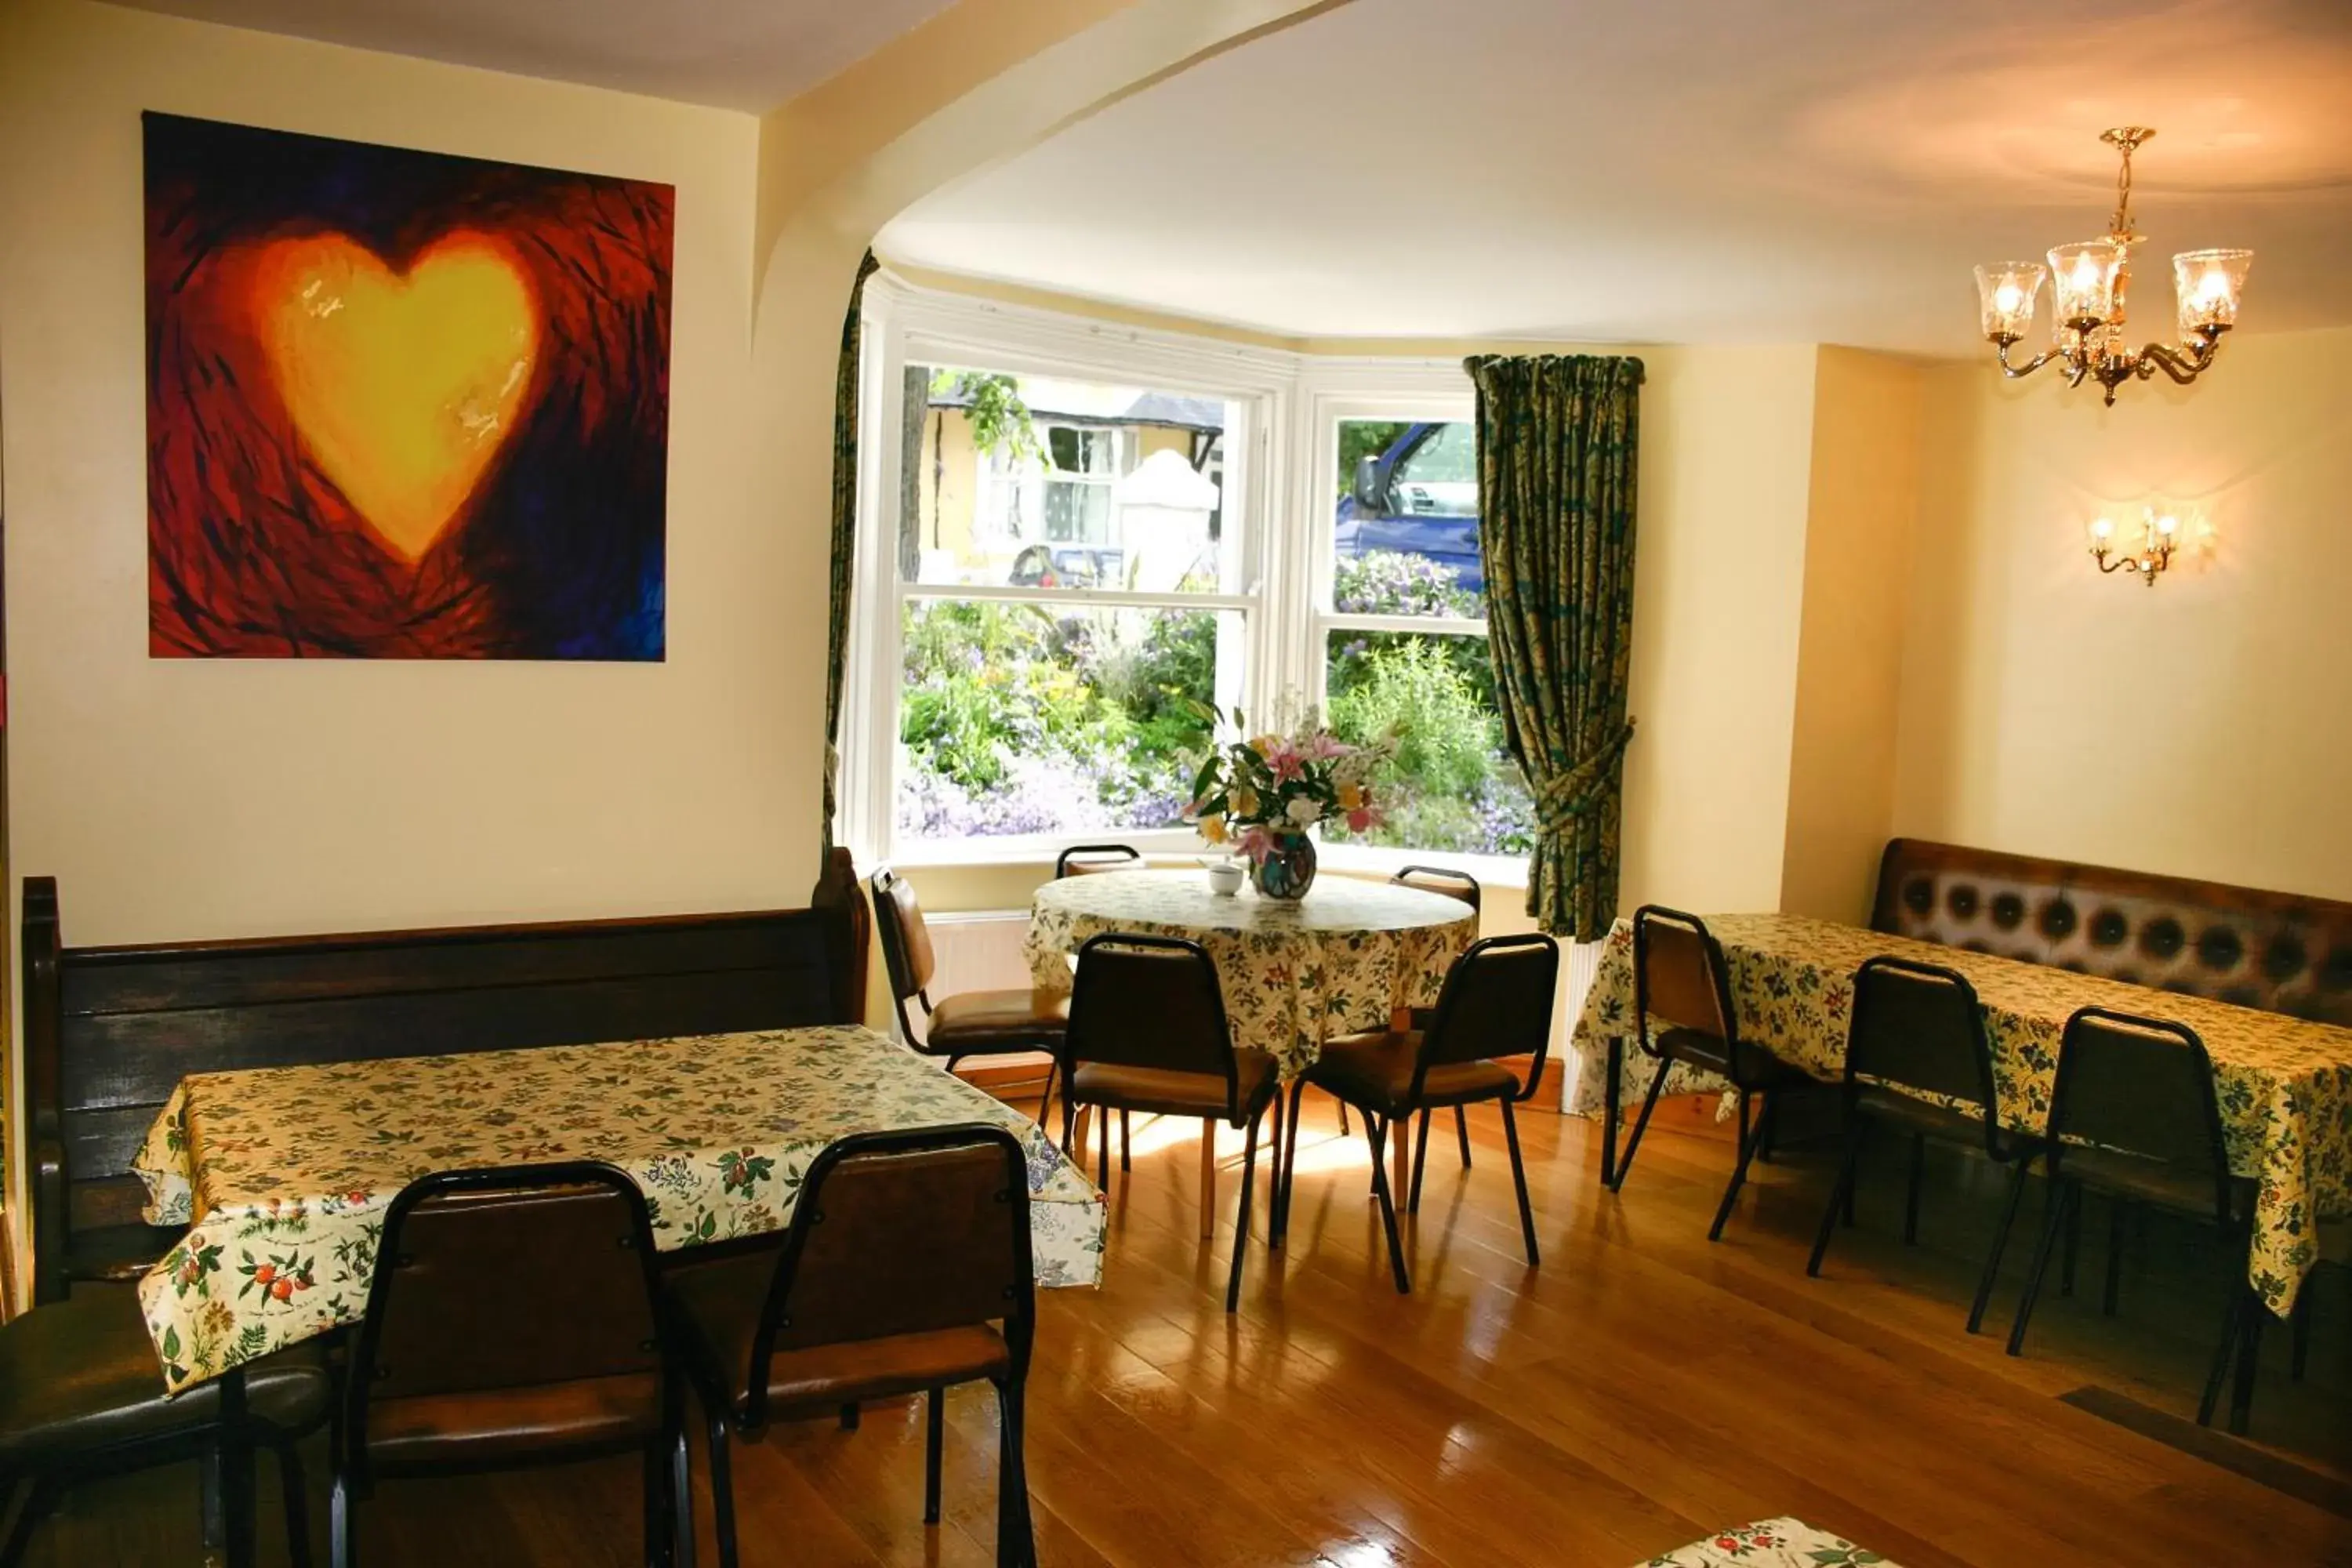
27, 1092, 2352, 1566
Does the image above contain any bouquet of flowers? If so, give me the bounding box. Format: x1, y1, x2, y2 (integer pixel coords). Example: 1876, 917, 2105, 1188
1184, 707, 1392, 862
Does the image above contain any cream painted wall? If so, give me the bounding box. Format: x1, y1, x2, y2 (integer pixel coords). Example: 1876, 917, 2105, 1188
1780, 347, 1926, 924
0, 2, 774, 949
1893, 325, 2352, 901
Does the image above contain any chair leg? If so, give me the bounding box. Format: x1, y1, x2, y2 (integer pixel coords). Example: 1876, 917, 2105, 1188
2007, 1178, 2074, 1357
1120, 1109, 1132, 1173
670, 1421, 696, 1568
1097, 1105, 1111, 1192
1707, 1092, 1775, 1243
1456, 1105, 1474, 1170
1276, 1080, 1306, 1247
924, 1386, 946, 1525
1806, 1120, 1867, 1278
1268, 1088, 1287, 1248
1903, 1132, 1926, 1245
839, 1403, 860, 1432
1035, 1060, 1057, 1128
2199, 1283, 2245, 1427
1363, 1114, 1411, 1294
706, 1405, 740, 1568
328, 1468, 355, 1568
1501, 1098, 1539, 1268
277, 1440, 314, 1568
1609, 1057, 1671, 1194
2, 1481, 58, 1568
1337, 1098, 1350, 1135
2230, 1288, 2267, 1436
1226, 1111, 1262, 1312
2103, 1198, 2127, 1316
643, 1436, 668, 1568
2060, 1178, 2082, 1298
1408, 1107, 1433, 1216
2292, 1286, 2313, 1383
995, 1377, 1037, 1567
1968, 1157, 2034, 1335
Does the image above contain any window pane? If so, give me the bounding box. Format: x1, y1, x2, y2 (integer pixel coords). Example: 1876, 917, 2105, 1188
1332, 419, 1483, 619
899, 600, 1242, 842
1321, 630, 1533, 856
902, 365, 1236, 593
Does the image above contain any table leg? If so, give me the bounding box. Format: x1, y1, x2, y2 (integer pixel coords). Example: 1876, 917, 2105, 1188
1602, 1035, 1623, 1187
1200, 1121, 1218, 1240
1069, 1105, 1093, 1169
200, 1369, 256, 1568
1391, 1117, 1412, 1203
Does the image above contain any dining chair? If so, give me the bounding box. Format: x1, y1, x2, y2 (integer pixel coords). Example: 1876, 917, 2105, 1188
1059, 932, 1280, 1312
665, 1125, 1037, 1568
1279, 933, 1557, 1294
1612, 906, 1817, 1242
1055, 844, 1143, 877
331, 1162, 687, 1568
0, 1288, 329, 1568
872, 866, 1069, 1124
1804, 956, 2043, 1333
2005, 1007, 2267, 1432
1386, 867, 1492, 1185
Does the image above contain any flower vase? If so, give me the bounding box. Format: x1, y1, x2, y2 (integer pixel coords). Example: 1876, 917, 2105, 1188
1254, 831, 1318, 901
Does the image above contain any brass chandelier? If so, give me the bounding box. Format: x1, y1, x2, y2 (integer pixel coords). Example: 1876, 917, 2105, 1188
1973, 128, 2252, 406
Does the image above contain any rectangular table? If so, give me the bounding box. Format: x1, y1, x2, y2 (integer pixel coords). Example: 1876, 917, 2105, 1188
1569, 913, 2352, 1318
132, 1025, 1106, 1392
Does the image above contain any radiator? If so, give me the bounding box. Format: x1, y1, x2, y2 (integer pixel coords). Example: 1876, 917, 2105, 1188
922, 909, 1039, 1006
1558, 939, 1604, 1112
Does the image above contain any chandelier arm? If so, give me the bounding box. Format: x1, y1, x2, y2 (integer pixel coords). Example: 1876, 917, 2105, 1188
2137, 337, 2219, 387
1993, 339, 2056, 380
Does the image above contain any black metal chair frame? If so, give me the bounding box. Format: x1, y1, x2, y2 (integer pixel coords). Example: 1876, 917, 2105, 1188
1803, 956, 2042, 1334
1054, 844, 1142, 877
872, 866, 1062, 1124
682, 1125, 1037, 1568
1612, 906, 1813, 1241
2004, 1007, 2272, 1432
0, 1350, 318, 1568
1279, 933, 1555, 1294
331, 1161, 688, 1568
1385, 867, 1513, 1189
1058, 933, 1280, 1312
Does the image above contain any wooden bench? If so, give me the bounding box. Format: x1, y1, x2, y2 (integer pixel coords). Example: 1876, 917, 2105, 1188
24, 850, 869, 1305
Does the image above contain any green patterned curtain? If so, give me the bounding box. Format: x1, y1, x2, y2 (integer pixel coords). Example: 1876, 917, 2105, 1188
822, 250, 882, 855
1464, 354, 1645, 940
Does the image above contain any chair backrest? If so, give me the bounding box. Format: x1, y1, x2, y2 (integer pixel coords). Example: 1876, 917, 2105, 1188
868, 866, 937, 1034
1632, 906, 1736, 1052
346, 1163, 666, 1474
1064, 933, 1240, 1109
1392, 866, 1482, 914
1057, 844, 1143, 877
1846, 956, 2002, 1145
744, 1125, 1033, 1429
1418, 934, 1559, 1098
2049, 1007, 2236, 1223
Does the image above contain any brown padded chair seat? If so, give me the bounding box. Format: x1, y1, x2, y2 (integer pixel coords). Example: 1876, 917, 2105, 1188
1312, 1031, 1519, 1115
1652, 1026, 1813, 1091
666, 1252, 1011, 1421
1069, 1050, 1275, 1122
365, 1372, 664, 1471
925, 988, 1069, 1051
0, 1286, 329, 1468
1852, 1083, 1999, 1145
2061, 1144, 2259, 1218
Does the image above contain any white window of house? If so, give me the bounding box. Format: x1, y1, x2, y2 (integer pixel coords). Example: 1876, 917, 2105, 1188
843, 278, 1531, 877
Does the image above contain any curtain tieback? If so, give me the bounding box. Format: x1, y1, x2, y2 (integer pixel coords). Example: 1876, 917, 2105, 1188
1533, 722, 1634, 836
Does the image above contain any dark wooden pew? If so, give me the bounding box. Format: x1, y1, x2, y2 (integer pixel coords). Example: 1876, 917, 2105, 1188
24, 849, 869, 1305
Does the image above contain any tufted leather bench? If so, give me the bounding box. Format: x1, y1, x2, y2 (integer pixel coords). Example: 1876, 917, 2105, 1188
1870, 838, 2352, 1026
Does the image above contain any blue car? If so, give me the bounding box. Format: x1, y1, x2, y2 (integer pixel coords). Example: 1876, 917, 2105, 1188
1334, 420, 1483, 594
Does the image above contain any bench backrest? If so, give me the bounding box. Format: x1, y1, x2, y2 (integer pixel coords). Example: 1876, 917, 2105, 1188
1871, 837, 2352, 1025
24, 850, 868, 1301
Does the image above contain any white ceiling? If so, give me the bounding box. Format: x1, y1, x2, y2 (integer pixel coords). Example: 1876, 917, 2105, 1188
880, 0, 2352, 354
120, 0, 964, 112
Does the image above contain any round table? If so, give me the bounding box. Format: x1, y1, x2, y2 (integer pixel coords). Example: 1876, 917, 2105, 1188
1023, 869, 1480, 1079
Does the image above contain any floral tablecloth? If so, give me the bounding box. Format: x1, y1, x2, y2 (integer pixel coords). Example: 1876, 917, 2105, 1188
132, 1025, 1106, 1392
1025, 871, 1479, 1078
1569, 913, 2352, 1317
1639, 1518, 1890, 1566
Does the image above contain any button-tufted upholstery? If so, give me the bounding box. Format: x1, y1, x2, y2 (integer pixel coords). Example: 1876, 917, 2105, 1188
1871, 839, 2352, 1025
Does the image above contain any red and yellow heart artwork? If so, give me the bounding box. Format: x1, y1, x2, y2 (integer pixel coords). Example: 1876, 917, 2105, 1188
144, 113, 673, 659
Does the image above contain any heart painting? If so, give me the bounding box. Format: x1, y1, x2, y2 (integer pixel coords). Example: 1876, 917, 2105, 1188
145, 114, 673, 659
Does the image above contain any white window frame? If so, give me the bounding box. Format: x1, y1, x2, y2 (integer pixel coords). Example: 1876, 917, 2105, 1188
842, 277, 1519, 883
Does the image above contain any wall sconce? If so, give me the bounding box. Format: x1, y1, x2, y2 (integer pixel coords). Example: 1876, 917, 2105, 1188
2088, 505, 2192, 586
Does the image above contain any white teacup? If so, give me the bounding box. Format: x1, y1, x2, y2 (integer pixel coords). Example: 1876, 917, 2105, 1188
1204, 860, 1244, 898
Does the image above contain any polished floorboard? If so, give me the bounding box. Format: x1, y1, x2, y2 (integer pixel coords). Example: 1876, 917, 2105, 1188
23, 1091, 2350, 1566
